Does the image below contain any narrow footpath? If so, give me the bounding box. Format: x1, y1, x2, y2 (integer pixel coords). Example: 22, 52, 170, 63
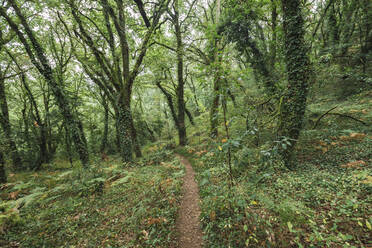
175, 155, 204, 248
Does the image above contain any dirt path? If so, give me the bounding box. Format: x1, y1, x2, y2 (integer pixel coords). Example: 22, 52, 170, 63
175, 155, 204, 248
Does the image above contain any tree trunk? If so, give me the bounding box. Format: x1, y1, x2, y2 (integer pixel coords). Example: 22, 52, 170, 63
278, 0, 310, 168
22, 74, 48, 167
100, 98, 109, 153
175, 0, 187, 146
130, 117, 142, 158
117, 95, 133, 162
270, 0, 278, 69
210, 0, 222, 138
210, 76, 220, 138
43, 87, 54, 160
0, 78, 23, 170
0, 149, 6, 184
64, 124, 73, 167
115, 118, 121, 153
361, 0, 372, 72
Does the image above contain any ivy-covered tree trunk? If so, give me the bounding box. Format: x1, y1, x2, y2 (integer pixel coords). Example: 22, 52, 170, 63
361, 0, 372, 72
210, 77, 220, 138
0, 77, 23, 170
100, 96, 109, 153
0, 149, 6, 184
270, 0, 278, 69
117, 95, 133, 162
43, 88, 55, 160
278, 0, 310, 168
175, 0, 187, 146
210, 0, 221, 138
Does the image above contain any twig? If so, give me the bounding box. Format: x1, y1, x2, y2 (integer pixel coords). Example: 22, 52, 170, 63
328, 113, 367, 125
313, 106, 338, 129
313, 106, 368, 128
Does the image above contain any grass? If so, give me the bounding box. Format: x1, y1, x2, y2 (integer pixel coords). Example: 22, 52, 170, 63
1, 151, 184, 248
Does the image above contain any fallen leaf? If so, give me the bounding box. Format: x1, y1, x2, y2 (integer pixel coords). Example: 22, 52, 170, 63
340, 160, 366, 169
9, 191, 19, 200
349, 133, 366, 140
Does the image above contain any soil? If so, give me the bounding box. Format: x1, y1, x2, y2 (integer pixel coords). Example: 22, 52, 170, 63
175, 155, 204, 248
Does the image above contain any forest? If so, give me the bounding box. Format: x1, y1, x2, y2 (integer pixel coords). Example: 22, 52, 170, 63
0, 0, 371, 247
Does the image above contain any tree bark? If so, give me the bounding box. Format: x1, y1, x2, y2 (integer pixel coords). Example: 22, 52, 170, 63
0, 149, 6, 184
270, 0, 278, 69
175, 0, 187, 146
130, 117, 142, 158
210, 0, 222, 138
278, 0, 310, 168
210, 75, 220, 138
117, 94, 133, 162
0, 77, 23, 170
100, 95, 109, 153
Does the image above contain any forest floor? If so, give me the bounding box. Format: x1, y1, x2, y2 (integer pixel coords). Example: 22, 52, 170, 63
0, 152, 185, 247
175, 155, 204, 248
0, 91, 371, 248
173, 90, 372, 247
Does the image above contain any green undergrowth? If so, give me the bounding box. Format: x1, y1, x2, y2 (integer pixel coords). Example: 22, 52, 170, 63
1, 152, 184, 247
175, 93, 371, 248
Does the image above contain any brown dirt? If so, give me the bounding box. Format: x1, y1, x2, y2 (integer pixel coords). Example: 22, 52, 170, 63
175, 155, 204, 248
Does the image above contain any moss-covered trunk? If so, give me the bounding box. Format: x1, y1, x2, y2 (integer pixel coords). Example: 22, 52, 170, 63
278, 0, 310, 168
210, 77, 220, 138
175, 0, 187, 146
117, 94, 133, 162
100, 98, 109, 154
0, 78, 23, 170
0, 149, 6, 183
130, 117, 142, 158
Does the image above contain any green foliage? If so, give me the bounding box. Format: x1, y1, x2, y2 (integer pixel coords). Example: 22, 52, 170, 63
0, 154, 183, 247
179, 88, 371, 247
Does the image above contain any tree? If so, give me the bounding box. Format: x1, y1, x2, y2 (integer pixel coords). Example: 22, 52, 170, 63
0, 145, 5, 183
278, 0, 310, 168
67, 0, 170, 162
0, 0, 90, 167
0, 32, 23, 170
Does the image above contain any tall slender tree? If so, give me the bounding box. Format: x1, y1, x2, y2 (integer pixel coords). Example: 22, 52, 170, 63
0, 146, 6, 183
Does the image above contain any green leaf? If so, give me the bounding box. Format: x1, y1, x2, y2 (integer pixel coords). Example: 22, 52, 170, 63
200, 178, 209, 186
287, 221, 293, 232
366, 220, 371, 230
